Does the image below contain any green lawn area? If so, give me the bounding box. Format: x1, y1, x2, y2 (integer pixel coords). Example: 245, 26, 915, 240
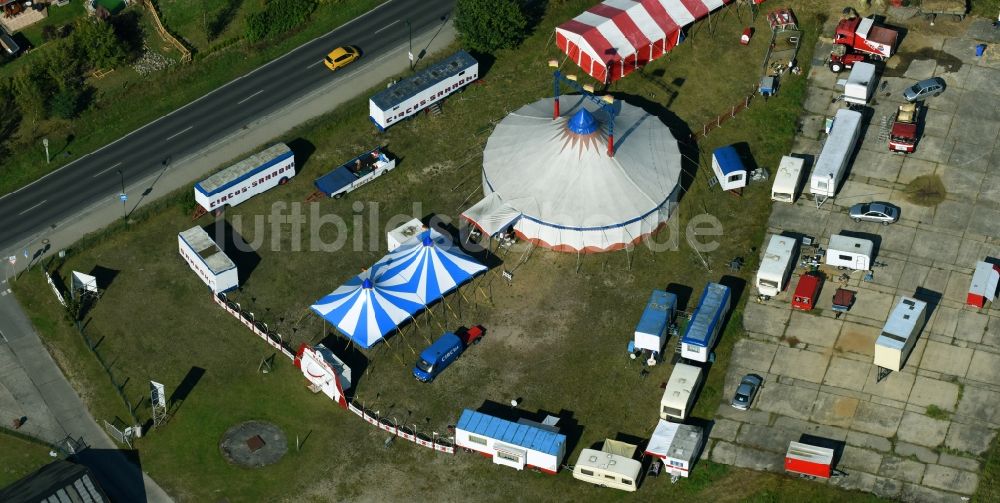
8, 1, 922, 501
15, 0, 87, 48
156, 0, 251, 51
0, 431, 58, 489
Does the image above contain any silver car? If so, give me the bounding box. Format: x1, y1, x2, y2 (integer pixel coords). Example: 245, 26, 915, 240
731, 374, 763, 410
849, 201, 900, 225
902, 77, 945, 102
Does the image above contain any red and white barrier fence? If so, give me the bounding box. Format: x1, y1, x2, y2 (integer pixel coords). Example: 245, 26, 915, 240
348, 401, 455, 454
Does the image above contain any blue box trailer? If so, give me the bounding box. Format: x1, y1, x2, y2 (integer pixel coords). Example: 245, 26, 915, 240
681, 283, 731, 363
633, 290, 677, 355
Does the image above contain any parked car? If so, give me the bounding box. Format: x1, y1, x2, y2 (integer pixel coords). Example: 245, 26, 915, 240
731, 374, 763, 410
849, 201, 900, 225
324, 46, 360, 71
902, 77, 945, 102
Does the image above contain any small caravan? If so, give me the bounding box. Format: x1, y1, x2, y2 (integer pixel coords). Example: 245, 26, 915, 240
712, 145, 747, 192
842, 62, 878, 105
825, 234, 874, 270
810, 109, 862, 201
771, 156, 806, 203
633, 290, 677, 356
573, 439, 642, 492
660, 363, 703, 421
756, 234, 799, 297
874, 296, 928, 373
644, 420, 704, 478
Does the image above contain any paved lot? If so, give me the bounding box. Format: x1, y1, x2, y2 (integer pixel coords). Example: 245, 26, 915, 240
706, 14, 1000, 501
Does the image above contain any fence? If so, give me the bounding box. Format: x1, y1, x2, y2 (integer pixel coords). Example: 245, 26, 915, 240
213, 293, 295, 360
690, 88, 757, 141
347, 401, 455, 454
141, 0, 192, 63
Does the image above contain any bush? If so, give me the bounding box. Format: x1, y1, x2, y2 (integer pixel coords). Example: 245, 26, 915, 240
49, 88, 83, 119
454, 0, 527, 53
244, 0, 317, 42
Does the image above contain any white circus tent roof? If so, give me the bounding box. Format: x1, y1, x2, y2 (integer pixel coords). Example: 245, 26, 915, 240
479, 97, 681, 252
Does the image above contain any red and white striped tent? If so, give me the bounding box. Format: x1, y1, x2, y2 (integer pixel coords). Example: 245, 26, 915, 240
556, 0, 743, 83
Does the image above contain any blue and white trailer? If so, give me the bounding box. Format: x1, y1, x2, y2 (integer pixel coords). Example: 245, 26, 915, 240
194, 143, 295, 213
633, 290, 677, 357
712, 145, 747, 192
313, 147, 396, 199
369, 50, 478, 131
680, 282, 731, 363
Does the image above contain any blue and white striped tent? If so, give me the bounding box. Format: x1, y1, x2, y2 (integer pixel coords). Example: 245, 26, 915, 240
311, 230, 486, 349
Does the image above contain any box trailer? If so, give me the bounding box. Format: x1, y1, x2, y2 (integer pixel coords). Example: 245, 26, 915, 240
792, 273, 823, 311
875, 297, 928, 374
644, 420, 704, 479
194, 143, 295, 213
785, 441, 834, 479
455, 409, 566, 474
771, 156, 806, 203
572, 440, 642, 492
313, 147, 395, 199
294, 343, 352, 408
680, 283, 731, 363
633, 290, 677, 356
177, 226, 237, 293
660, 362, 703, 422
369, 50, 478, 131
825, 234, 874, 270
968, 261, 1000, 308
841, 62, 878, 105
810, 109, 862, 204
756, 235, 799, 297
712, 145, 747, 192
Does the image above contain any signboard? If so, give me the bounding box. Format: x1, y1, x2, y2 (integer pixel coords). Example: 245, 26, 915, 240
150, 381, 166, 408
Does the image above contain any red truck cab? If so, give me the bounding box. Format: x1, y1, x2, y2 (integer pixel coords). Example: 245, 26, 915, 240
829, 16, 898, 72
889, 103, 920, 153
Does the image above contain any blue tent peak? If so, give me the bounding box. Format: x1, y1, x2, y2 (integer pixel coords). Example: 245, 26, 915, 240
422, 233, 433, 246
568, 108, 598, 135
362, 278, 373, 289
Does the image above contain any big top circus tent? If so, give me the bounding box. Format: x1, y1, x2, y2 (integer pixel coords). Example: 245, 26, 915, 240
464, 96, 682, 253
311, 229, 486, 349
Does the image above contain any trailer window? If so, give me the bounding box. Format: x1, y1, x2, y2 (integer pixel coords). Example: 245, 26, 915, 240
604, 474, 616, 480
580, 469, 594, 476
622, 478, 633, 485
759, 279, 779, 289
728, 174, 742, 183
416, 359, 434, 373
838, 254, 852, 261
662, 406, 683, 417
468, 435, 488, 446
497, 451, 521, 462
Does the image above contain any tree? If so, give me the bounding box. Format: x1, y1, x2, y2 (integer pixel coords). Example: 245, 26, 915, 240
49, 88, 83, 119
74, 18, 126, 69
454, 0, 527, 53
12, 64, 50, 121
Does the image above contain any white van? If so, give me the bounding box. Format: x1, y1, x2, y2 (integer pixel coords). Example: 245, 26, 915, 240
771, 156, 805, 203
573, 439, 642, 492
756, 234, 799, 297
660, 363, 703, 421
825, 234, 874, 270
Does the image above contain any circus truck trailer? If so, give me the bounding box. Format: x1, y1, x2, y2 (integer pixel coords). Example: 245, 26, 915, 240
828, 14, 898, 72
177, 226, 238, 294
680, 282, 731, 363
369, 50, 478, 131
631, 290, 678, 362
810, 109, 862, 205
194, 143, 295, 213
756, 234, 799, 298
455, 409, 567, 474
874, 297, 928, 376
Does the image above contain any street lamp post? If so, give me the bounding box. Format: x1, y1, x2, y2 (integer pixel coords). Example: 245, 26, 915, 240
42, 138, 50, 164
117, 169, 127, 226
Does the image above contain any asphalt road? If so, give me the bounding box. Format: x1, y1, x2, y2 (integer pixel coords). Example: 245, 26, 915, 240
0, 0, 455, 252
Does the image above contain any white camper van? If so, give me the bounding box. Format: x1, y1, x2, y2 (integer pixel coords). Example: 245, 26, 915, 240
572, 439, 642, 492
842, 62, 878, 105
825, 234, 874, 270
756, 234, 799, 297
771, 156, 806, 203
874, 296, 928, 372
811, 109, 862, 203
660, 363, 703, 421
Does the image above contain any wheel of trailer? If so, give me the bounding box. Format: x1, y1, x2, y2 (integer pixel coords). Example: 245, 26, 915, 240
279, 176, 289, 185
830, 62, 843, 73
333, 192, 344, 199
934, 92, 940, 97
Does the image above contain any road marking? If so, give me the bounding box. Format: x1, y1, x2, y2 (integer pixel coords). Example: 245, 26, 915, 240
17, 200, 47, 216
92, 162, 123, 178
374, 19, 400, 35
164, 126, 193, 142
237, 90, 264, 104
307, 59, 324, 69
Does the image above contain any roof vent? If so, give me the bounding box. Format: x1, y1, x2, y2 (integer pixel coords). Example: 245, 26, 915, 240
567, 108, 598, 135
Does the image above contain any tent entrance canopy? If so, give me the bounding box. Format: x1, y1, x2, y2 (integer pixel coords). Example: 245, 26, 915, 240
461, 193, 523, 237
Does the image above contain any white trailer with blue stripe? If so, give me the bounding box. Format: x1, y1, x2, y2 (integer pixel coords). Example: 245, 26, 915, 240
312, 147, 395, 199
680, 283, 731, 363
368, 51, 478, 131
194, 143, 295, 213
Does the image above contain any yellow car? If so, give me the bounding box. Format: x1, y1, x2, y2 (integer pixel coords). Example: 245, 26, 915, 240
324, 46, 360, 71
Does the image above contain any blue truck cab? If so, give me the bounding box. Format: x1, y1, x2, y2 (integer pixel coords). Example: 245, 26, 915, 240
413, 332, 465, 382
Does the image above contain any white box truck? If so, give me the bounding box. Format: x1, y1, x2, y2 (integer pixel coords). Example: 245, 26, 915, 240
369, 51, 478, 131
874, 296, 927, 372
810, 109, 862, 203
756, 234, 799, 297
194, 143, 295, 213
841, 62, 878, 105
660, 362, 703, 421
771, 156, 806, 203
825, 234, 874, 270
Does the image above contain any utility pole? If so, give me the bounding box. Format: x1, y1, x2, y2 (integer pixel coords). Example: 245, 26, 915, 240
117, 169, 127, 227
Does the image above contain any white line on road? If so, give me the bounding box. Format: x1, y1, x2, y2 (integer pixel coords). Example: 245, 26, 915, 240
307, 59, 324, 69
374, 19, 400, 35
237, 90, 264, 104
164, 126, 193, 142
92, 162, 123, 178
17, 200, 47, 216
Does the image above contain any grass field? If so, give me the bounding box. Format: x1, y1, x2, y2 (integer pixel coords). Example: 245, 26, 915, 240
0, 430, 58, 489
8, 1, 931, 501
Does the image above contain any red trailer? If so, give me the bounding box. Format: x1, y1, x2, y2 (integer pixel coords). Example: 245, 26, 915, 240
785, 442, 834, 479
968, 262, 1000, 308
792, 273, 823, 311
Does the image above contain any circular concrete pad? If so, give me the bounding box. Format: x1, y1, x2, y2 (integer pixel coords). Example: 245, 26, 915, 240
220, 420, 287, 467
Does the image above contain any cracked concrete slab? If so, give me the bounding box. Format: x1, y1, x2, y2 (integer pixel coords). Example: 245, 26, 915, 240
785, 312, 842, 348
945, 421, 997, 456
730, 338, 780, 374
956, 385, 1000, 425
878, 456, 925, 484
755, 381, 820, 421
919, 340, 973, 377
768, 346, 830, 384
896, 412, 949, 448
906, 375, 959, 411
810, 391, 859, 428
967, 349, 1000, 385
954, 310, 989, 344
742, 303, 791, 338
835, 322, 879, 358
863, 366, 914, 402
823, 356, 873, 391
851, 401, 904, 437
921, 464, 979, 495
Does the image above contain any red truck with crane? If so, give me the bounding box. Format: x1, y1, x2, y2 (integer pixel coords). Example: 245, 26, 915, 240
828, 11, 899, 72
